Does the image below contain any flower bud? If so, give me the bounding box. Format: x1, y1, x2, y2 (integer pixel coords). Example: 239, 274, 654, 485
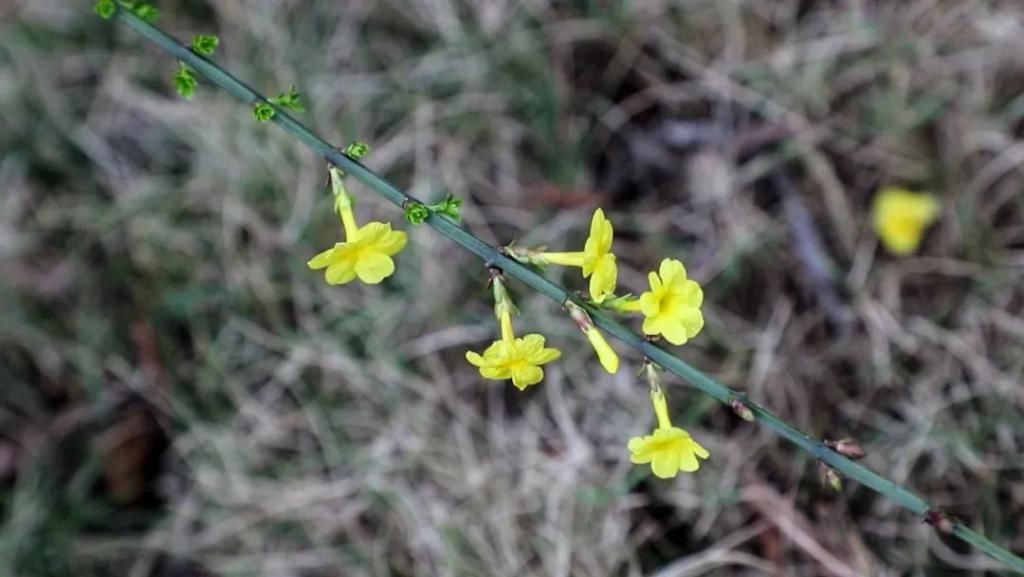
825, 438, 866, 460
729, 398, 754, 422
818, 462, 842, 492
924, 508, 956, 534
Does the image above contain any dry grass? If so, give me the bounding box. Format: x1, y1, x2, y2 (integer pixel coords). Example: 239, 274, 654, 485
2, 0, 1024, 575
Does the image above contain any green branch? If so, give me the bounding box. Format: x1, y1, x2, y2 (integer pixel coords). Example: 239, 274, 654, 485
109, 7, 1024, 573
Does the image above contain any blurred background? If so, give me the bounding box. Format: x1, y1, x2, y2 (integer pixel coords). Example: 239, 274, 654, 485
3, 1, 1024, 575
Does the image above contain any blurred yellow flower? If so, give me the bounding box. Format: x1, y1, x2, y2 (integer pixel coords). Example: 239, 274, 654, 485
466, 276, 561, 390
638, 259, 704, 345
872, 187, 940, 255
308, 168, 407, 285
533, 208, 618, 303
628, 387, 709, 478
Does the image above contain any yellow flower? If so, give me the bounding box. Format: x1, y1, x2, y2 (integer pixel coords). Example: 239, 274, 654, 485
638, 259, 704, 345
308, 168, 407, 285
308, 222, 407, 284
533, 208, 618, 303
465, 334, 562, 390
565, 301, 619, 374
872, 187, 940, 255
466, 276, 562, 390
628, 387, 709, 478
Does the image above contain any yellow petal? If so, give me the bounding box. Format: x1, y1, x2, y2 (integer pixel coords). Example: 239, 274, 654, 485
647, 271, 662, 293
518, 334, 546, 355
325, 259, 357, 284
651, 451, 680, 479
465, 351, 485, 367
376, 229, 408, 255
589, 209, 612, 249
528, 347, 562, 365
641, 314, 661, 337
639, 290, 660, 318
307, 245, 340, 270
677, 307, 704, 338
676, 449, 700, 473
628, 435, 654, 464
691, 438, 710, 460
660, 321, 689, 346
480, 366, 511, 380
588, 255, 617, 303
658, 258, 686, 286
511, 365, 544, 389
679, 279, 703, 307
354, 253, 395, 284
355, 221, 389, 243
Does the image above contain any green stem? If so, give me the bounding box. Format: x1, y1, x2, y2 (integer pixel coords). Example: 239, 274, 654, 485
112, 8, 1024, 573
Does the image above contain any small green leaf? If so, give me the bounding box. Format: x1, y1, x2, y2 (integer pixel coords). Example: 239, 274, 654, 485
191, 34, 219, 56
269, 86, 304, 112
173, 64, 197, 99
404, 202, 429, 225
429, 193, 462, 221
343, 141, 369, 160
252, 102, 276, 122
93, 0, 116, 19
131, 2, 158, 21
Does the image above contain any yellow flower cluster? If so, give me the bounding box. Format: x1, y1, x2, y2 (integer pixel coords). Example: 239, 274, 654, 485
509, 207, 706, 363
308, 167, 407, 285
305, 179, 712, 479
628, 366, 709, 478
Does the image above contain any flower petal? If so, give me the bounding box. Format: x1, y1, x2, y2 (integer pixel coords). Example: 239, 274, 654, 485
517, 334, 546, 356
690, 438, 710, 460
511, 365, 543, 390
355, 221, 389, 243
589, 255, 617, 303
528, 347, 562, 365
676, 449, 700, 473
355, 252, 395, 284
639, 290, 660, 318
651, 451, 680, 479
628, 435, 654, 464
679, 279, 704, 307
590, 209, 612, 250
677, 307, 705, 339
647, 271, 662, 293
307, 245, 339, 270
481, 366, 511, 380
659, 258, 686, 286
465, 351, 485, 367
660, 321, 689, 346
376, 229, 408, 255
325, 259, 357, 284
641, 314, 662, 337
